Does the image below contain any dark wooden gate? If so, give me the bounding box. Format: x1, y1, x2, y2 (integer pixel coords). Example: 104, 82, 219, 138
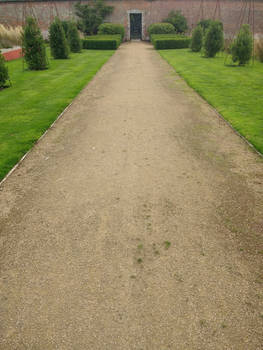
130, 13, 142, 40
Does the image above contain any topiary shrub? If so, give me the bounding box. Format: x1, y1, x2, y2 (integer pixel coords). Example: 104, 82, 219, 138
68, 22, 82, 52
148, 23, 175, 37
98, 23, 125, 41
49, 17, 69, 59
61, 20, 70, 40
0, 52, 9, 88
190, 25, 203, 52
163, 10, 188, 34
22, 17, 48, 70
203, 20, 224, 57
231, 24, 253, 65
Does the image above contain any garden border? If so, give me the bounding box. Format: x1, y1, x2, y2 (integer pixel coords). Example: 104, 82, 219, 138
159, 53, 263, 160
0, 48, 117, 187
0, 100, 74, 187
194, 89, 263, 159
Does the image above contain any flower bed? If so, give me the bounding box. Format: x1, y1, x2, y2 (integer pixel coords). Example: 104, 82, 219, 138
1, 47, 23, 61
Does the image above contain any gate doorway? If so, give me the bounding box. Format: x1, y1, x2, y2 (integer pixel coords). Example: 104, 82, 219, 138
130, 13, 142, 40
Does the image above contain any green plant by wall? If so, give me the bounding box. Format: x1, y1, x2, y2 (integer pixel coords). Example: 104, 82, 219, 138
190, 25, 203, 52
68, 22, 82, 53
163, 11, 188, 34
98, 23, 125, 41
231, 24, 253, 65
22, 17, 48, 70
0, 52, 9, 88
203, 21, 224, 57
148, 23, 175, 36
75, 0, 113, 35
49, 17, 69, 59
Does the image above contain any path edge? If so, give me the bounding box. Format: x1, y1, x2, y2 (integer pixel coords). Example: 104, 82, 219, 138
0, 51, 116, 188
160, 52, 263, 160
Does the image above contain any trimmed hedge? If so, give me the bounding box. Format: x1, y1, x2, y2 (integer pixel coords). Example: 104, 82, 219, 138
148, 23, 175, 36
82, 34, 121, 50
154, 37, 191, 50
151, 34, 187, 44
98, 23, 125, 41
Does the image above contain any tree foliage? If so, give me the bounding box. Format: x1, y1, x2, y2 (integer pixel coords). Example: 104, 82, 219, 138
68, 22, 82, 53
198, 19, 213, 32
203, 21, 224, 57
231, 24, 253, 65
163, 10, 188, 34
49, 17, 69, 59
0, 52, 9, 87
22, 17, 48, 70
75, 0, 113, 35
190, 25, 203, 52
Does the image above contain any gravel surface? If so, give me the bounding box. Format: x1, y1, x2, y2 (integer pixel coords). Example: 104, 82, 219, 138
0, 41, 262, 349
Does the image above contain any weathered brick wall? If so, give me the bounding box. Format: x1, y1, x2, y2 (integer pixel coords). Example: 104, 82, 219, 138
0, 0, 262, 39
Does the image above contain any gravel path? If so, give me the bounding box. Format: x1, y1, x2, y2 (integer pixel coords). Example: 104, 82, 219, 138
0, 41, 263, 349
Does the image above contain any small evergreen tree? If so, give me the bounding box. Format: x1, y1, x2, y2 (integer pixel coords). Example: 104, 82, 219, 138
163, 10, 188, 34
231, 24, 253, 65
61, 20, 70, 40
190, 25, 203, 52
68, 22, 82, 53
203, 21, 224, 57
22, 17, 48, 70
49, 18, 69, 59
0, 53, 9, 88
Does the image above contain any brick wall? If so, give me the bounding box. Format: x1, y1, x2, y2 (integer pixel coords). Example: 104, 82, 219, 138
0, 0, 262, 40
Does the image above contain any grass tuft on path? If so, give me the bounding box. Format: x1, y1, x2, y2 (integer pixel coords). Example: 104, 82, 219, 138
159, 49, 263, 155
0, 49, 114, 181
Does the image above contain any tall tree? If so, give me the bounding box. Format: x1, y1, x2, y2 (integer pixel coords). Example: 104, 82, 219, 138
75, 0, 113, 35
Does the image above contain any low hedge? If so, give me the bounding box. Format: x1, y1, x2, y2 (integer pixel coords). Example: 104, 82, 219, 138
148, 23, 175, 35
154, 37, 191, 50
151, 34, 187, 44
82, 35, 121, 50
98, 23, 125, 41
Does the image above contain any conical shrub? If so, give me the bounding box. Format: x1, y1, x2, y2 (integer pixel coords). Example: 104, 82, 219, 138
49, 17, 69, 59
22, 17, 48, 70
0, 52, 9, 88
231, 24, 253, 65
68, 22, 82, 53
190, 25, 203, 52
203, 21, 224, 58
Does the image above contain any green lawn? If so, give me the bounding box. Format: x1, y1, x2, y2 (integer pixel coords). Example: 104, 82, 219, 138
0, 49, 114, 180
159, 49, 263, 155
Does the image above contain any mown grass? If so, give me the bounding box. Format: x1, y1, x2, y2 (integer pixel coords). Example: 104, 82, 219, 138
159, 49, 263, 155
0, 48, 114, 180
